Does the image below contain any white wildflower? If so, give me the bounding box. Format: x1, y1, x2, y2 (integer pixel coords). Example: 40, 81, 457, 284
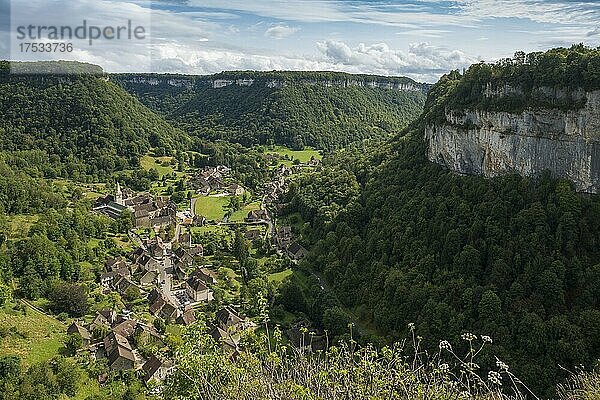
466, 362, 480, 370
488, 370, 502, 385
482, 335, 493, 343
439, 340, 452, 351
461, 332, 477, 341
496, 359, 509, 372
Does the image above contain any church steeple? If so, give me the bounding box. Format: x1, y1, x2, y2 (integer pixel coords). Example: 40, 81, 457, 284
115, 181, 124, 206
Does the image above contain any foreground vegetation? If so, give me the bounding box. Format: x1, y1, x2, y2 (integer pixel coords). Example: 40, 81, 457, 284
161, 323, 598, 400
424, 44, 600, 121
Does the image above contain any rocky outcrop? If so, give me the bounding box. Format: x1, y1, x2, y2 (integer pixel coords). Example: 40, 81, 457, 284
116, 76, 194, 89
426, 90, 600, 193
209, 77, 425, 92
114, 74, 427, 93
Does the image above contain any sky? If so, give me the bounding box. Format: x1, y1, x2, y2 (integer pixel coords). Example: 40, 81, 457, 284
2, 0, 600, 82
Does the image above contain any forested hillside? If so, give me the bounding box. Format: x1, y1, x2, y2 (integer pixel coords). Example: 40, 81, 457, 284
114, 71, 427, 150
0, 62, 188, 180
424, 44, 600, 121
283, 48, 600, 397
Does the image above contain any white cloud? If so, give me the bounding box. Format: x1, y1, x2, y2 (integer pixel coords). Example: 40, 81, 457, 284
265, 24, 300, 39
186, 0, 348, 24
316, 40, 478, 81
455, 0, 600, 26
587, 27, 600, 37
147, 39, 478, 82
396, 29, 451, 39
151, 42, 337, 74
6, 0, 598, 82
185, 0, 600, 30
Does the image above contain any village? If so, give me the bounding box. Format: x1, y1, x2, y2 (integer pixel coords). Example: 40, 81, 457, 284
71, 152, 320, 385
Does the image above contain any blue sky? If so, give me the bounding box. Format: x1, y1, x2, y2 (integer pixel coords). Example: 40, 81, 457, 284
2, 0, 600, 82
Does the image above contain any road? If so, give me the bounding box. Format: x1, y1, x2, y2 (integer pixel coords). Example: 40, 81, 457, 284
261, 193, 275, 239
159, 254, 180, 307
190, 197, 198, 218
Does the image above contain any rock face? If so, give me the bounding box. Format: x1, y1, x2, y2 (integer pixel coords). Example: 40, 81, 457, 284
115, 74, 428, 93
426, 90, 600, 193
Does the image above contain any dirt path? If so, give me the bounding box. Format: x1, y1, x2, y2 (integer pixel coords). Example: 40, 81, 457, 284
19, 299, 65, 326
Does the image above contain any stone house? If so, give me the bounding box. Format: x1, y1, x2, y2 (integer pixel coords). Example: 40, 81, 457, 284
67, 322, 91, 347
103, 332, 135, 371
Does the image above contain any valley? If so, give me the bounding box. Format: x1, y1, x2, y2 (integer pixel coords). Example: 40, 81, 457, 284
0, 46, 600, 400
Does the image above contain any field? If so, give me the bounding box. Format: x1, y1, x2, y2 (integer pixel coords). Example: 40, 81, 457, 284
140, 154, 176, 178
194, 195, 231, 221
0, 301, 66, 365
52, 179, 106, 200
6, 214, 39, 240
108, 233, 133, 252
268, 146, 322, 166
268, 268, 293, 283
191, 225, 233, 245
229, 201, 262, 222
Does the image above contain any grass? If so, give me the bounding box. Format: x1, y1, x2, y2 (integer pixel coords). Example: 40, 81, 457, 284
140, 154, 176, 178
6, 214, 39, 240
108, 233, 133, 252
194, 196, 231, 221
0, 301, 66, 366
217, 267, 241, 299
268, 146, 322, 165
191, 225, 233, 245
229, 201, 261, 222
191, 225, 231, 236
268, 268, 293, 283
166, 324, 183, 336
52, 179, 106, 200
84, 191, 104, 200
87, 238, 102, 250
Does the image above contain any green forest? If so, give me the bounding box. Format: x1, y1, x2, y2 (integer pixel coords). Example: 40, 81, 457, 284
114, 71, 427, 150
280, 47, 600, 397
0, 62, 186, 180
424, 44, 600, 121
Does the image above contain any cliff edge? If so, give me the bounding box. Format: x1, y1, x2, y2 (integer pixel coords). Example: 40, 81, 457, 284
424, 46, 600, 193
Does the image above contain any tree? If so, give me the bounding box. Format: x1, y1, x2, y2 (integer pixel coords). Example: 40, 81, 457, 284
153, 318, 166, 334
228, 196, 241, 212
123, 286, 141, 303
322, 306, 352, 338
64, 333, 83, 356
171, 191, 185, 204
0, 282, 11, 306
478, 290, 502, 322
0, 211, 7, 247
114, 210, 134, 233
233, 230, 249, 263
48, 281, 89, 317
0, 356, 21, 380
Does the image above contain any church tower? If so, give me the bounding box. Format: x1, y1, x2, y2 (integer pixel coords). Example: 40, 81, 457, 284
115, 181, 124, 206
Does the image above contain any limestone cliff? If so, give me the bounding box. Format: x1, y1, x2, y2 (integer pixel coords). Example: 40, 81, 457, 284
426, 89, 600, 193
114, 73, 428, 93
